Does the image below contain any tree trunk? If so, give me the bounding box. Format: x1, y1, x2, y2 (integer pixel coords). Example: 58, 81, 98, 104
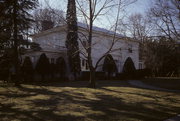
13, 0, 20, 86
41, 74, 45, 81
88, 68, 96, 88
74, 72, 77, 81
87, 1, 95, 88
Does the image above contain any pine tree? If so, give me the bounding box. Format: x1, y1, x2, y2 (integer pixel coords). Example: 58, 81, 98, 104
22, 56, 34, 82
0, 0, 12, 54
56, 57, 66, 80
103, 54, 118, 79
0, 0, 38, 85
66, 0, 81, 80
35, 53, 50, 81
123, 57, 136, 79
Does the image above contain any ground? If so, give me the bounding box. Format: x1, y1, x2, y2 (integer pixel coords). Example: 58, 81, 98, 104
142, 77, 180, 90
0, 80, 180, 121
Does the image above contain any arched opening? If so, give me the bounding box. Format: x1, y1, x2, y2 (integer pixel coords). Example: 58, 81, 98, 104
122, 57, 136, 78
102, 54, 118, 79
56, 57, 66, 79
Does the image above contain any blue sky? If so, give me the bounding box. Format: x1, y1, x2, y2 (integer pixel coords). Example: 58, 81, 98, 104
38, 0, 154, 14
38, 0, 154, 28
126, 0, 154, 15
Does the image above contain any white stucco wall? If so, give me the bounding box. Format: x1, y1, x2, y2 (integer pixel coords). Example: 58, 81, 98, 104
89, 31, 139, 72
29, 25, 139, 73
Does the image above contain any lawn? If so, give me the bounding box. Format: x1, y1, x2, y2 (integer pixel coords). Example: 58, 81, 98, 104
0, 80, 180, 121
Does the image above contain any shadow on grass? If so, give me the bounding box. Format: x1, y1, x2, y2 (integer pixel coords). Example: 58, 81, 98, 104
19, 80, 131, 87
0, 80, 180, 121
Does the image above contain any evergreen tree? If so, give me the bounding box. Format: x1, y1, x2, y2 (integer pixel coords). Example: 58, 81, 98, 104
0, 54, 11, 81
22, 56, 34, 82
0, 0, 12, 55
0, 0, 38, 85
35, 53, 50, 81
123, 57, 136, 79
66, 0, 81, 80
56, 57, 66, 80
49, 63, 56, 80
103, 54, 118, 79
145, 37, 180, 77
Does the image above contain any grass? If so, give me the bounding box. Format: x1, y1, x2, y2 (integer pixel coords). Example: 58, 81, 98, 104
0, 80, 180, 121
142, 77, 180, 90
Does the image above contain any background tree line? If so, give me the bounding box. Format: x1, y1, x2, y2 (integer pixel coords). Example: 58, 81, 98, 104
117, 0, 180, 77
0, 0, 66, 84
0, 0, 179, 87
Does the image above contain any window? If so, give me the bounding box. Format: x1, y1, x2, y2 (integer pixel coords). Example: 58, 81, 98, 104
81, 59, 89, 70
85, 60, 89, 70
139, 63, 143, 69
82, 59, 85, 67
51, 58, 55, 64
31, 56, 35, 63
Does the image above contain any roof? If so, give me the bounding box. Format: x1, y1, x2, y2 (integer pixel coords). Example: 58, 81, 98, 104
77, 22, 124, 38
31, 22, 138, 42
32, 22, 123, 36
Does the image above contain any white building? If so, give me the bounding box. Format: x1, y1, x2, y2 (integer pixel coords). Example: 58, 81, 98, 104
24, 23, 140, 77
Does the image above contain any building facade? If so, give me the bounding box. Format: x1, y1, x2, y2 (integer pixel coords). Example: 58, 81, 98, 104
23, 23, 140, 78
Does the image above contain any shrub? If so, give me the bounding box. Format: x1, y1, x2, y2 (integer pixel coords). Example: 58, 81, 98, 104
102, 54, 118, 79
35, 53, 50, 81
0, 57, 10, 81
116, 73, 126, 80
79, 71, 106, 81
56, 57, 66, 80
79, 71, 90, 81
22, 56, 34, 82
49, 63, 56, 80
122, 57, 136, 79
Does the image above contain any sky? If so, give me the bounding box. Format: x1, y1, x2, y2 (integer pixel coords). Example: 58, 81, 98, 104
126, 0, 154, 15
38, 0, 154, 28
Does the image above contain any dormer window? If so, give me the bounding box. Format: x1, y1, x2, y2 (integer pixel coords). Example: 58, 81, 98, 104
128, 44, 133, 53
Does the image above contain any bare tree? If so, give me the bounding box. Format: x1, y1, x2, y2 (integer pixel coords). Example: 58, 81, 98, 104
33, 7, 65, 33
76, 0, 137, 88
117, 13, 154, 42
121, 13, 154, 61
128, 14, 150, 42
148, 0, 180, 40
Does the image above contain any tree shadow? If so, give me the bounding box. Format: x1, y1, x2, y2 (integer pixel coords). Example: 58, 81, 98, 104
0, 80, 180, 121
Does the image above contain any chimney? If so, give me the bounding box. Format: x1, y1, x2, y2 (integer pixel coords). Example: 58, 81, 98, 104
41, 20, 54, 31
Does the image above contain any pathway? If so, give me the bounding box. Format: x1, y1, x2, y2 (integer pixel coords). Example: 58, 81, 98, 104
128, 80, 180, 121
164, 114, 180, 121
128, 80, 180, 93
